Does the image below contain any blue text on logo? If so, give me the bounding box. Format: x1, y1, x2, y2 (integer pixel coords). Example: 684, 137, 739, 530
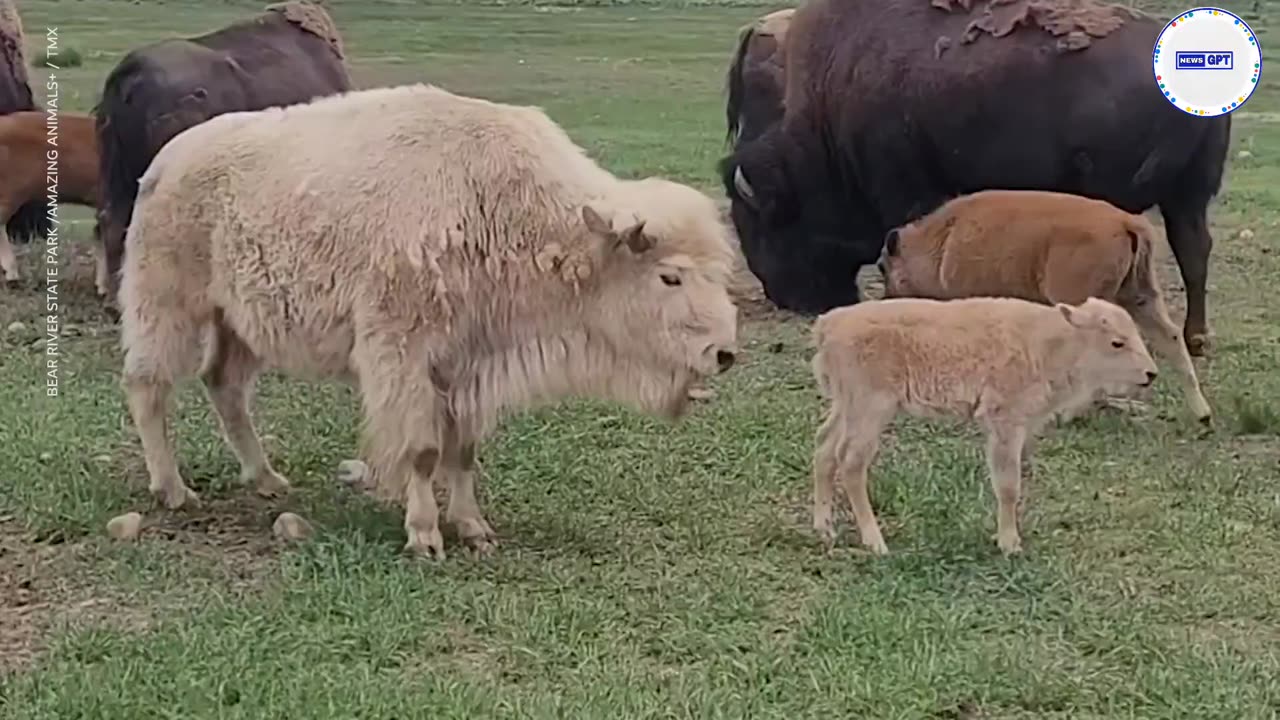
1176, 51, 1234, 70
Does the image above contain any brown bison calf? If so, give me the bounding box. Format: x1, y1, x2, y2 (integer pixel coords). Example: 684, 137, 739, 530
812, 296, 1159, 556
878, 189, 1212, 424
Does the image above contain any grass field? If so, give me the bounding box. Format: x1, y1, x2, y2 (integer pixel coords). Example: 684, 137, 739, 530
2, 0, 1279, 716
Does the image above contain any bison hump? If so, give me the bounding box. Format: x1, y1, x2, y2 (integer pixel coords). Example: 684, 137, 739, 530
266, 1, 345, 59
931, 0, 1143, 52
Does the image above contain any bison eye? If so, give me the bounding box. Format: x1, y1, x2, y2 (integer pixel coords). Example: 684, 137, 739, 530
1111, 339, 1126, 349
660, 273, 682, 287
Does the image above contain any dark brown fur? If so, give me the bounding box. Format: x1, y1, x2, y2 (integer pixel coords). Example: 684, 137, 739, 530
93, 1, 351, 301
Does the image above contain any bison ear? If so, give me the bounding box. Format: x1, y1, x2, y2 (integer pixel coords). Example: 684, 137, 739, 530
618, 220, 652, 254
581, 205, 614, 237
884, 228, 901, 256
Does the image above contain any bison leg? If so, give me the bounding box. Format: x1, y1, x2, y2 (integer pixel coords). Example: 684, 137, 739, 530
441, 433, 497, 556
1128, 296, 1213, 424
834, 397, 896, 555
1160, 204, 1214, 356
984, 423, 1027, 556
405, 447, 446, 560
0, 224, 19, 283
200, 322, 290, 498
124, 376, 200, 510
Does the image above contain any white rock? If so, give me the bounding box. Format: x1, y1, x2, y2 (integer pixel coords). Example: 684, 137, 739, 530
1238, 150, 1253, 160
336, 459, 368, 487
6, 321, 25, 333
106, 512, 143, 541
1239, 228, 1256, 241
273, 512, 313, 542
38, 452, 53, 462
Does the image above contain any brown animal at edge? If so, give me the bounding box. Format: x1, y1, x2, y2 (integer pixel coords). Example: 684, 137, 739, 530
119, 83, 739, 560
878, 189, 1212, 424
811, 296, 1159, 556
0, 111, 103, 288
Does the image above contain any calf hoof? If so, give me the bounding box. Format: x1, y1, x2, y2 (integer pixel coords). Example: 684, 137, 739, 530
152, 481, 200, 510
994, 533, 1023, 556
404, 527, 446, 560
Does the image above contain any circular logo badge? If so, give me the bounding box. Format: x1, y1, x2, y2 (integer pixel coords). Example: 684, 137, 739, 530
1153, 7, 1262, 117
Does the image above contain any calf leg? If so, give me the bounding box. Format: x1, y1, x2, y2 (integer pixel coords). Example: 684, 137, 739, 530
1160, 203, 1214, 356
200, 320, 290, 498
834, 398, 897, 555
0, 225, 19, 283
1127, 296, 1213, 424
812, 407, 841, 549
984, 424, 1027, 555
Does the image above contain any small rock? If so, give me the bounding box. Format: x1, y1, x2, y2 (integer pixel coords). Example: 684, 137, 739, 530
1239, 228, 1255, 241
273, 512, 313, 542
106, 512, 143, 541
6, 321, 25, 333
1238, 150, 1253, 160
38, 452, 53, 462
92, 454, 112, 464
336, 459, 368, 487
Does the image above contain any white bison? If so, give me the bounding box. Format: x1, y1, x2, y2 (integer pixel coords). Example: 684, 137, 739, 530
119, 83, 740, 559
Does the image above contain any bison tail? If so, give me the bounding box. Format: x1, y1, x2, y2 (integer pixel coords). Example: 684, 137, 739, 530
724, 22, 758, 145
1121, 216, 1159, 295
94, 62, 156, 233
5, 197, 51, 244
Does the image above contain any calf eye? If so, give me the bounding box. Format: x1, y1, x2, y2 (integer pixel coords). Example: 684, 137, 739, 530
1111, 339, 1126, 348
661, 273, 682, 287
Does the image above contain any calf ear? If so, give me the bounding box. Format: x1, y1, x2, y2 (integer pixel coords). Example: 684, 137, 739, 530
884, 228, 901, 256
1056, 302, 1078, 326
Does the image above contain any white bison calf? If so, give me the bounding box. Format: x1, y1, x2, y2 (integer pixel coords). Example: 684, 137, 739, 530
878, 189, 1211, 423
811, 296, 1158, 556
118, 83, 739, 559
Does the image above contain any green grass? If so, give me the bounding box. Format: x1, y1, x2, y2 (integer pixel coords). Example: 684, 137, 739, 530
2, 0, 1279, 717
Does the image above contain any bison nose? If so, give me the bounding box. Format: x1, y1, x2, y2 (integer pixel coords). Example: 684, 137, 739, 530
1143, 370, 1157, 386
716, 350, 736, 373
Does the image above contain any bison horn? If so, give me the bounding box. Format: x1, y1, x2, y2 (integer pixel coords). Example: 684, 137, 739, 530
620, 221, 651, 254
733, 166, 756, 203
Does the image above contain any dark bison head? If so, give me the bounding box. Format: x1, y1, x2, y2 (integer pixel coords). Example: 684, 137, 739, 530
719, 129, 873, 314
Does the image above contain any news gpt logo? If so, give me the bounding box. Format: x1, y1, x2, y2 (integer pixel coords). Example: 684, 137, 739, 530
1153, 7, 1262, 117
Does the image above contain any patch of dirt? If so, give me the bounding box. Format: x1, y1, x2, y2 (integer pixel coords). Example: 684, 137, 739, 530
0, 496, 289, 676
0, 517, 145, 676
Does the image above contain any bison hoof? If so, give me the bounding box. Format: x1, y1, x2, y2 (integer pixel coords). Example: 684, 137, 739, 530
253, 470, 291, 498
152, 482, 200, 510
404, 527, 446, 560
862, 535, 889, 556
1186, 334, 1210, 357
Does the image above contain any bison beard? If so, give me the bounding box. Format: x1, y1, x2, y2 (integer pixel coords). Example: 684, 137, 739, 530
721, 0, 1230, 356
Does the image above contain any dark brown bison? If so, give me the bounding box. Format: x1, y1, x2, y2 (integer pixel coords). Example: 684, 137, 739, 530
721, 0, 1231, 356
0, 0, 35, 116
725, 8, 793, 147
94, 1, 352, 300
